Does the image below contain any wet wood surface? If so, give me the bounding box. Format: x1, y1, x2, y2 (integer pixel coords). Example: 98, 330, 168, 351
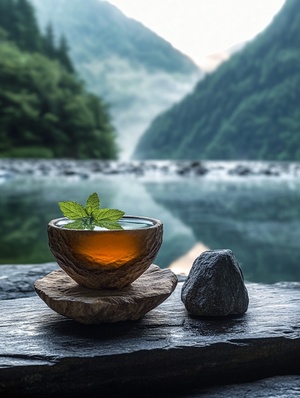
0, 265, 300, 397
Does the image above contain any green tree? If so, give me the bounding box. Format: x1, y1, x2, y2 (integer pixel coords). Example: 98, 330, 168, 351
43, 23, 56, 58
56, 35, 74, 73
0, 0, 74, 73
0, 38, 117, 159
0, 0, 118, 159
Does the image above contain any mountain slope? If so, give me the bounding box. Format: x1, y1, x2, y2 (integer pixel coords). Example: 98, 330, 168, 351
29, 0, 202, 159
0, 0, 117, 159
133, 0, 300, 161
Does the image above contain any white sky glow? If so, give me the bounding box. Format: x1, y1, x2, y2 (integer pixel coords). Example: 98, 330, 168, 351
105, 0, 286, 70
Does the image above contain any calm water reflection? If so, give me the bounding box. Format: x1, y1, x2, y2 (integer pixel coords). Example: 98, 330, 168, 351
0, 167, 300, 283
146, 177, 300, 283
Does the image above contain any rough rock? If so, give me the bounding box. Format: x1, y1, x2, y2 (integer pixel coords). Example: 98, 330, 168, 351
0, 280, 300, 397
184, 375, 300, 397
0, 263, 59, 300
181, 249, 249, 316
34, 264, 178, 324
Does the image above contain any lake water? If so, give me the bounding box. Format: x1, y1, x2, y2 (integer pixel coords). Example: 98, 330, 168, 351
1, 159, 300, 284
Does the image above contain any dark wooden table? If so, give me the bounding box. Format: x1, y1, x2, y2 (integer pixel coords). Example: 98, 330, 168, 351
0, 264, 300, 397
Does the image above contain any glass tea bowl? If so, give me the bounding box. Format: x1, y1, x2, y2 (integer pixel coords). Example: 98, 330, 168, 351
47, 215, 163, 289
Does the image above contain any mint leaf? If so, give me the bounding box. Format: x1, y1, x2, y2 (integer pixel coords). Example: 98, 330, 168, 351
93, 208, 125, 222
58, 193, 125, 230
85, 192, 100, 216
63, 220, 85, 229
58, 201, 88, 219
95, 221, 124, 230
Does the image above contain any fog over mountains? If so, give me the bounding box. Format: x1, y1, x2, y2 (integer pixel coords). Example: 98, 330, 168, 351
29, 0, 202, 159
134, 0, 300, 161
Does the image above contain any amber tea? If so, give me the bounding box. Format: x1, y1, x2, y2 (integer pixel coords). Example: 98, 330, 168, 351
47, 215, 163, 289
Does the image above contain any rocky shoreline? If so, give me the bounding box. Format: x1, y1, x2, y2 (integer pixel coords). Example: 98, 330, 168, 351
0, 158, 300, 181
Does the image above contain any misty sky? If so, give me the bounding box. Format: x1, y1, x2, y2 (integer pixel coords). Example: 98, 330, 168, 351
106, 0, 286, 70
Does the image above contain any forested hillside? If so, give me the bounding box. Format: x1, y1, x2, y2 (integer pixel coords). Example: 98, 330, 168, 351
134, 0, 300, 161
0, 0, 117, 159
29, 0, 201, 159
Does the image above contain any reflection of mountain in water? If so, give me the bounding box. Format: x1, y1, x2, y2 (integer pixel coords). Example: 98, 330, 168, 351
2, 159, 300, 283
145, 177, 300, 283
0, 174, 197, 268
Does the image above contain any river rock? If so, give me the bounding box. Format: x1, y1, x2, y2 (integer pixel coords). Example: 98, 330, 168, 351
181, 249, 249, 316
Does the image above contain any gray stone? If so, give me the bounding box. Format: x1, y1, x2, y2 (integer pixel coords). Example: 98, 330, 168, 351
182, 376, 300, 397
0, 280, 300, 397
0, 263, 59, 300
34, 264, 178, 324
181, 249, 249, 316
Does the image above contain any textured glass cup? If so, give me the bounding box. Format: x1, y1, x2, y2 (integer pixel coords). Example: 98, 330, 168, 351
48, 215, 163, 289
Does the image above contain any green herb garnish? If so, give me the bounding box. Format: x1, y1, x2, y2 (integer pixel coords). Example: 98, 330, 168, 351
58, 192, 125, 230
